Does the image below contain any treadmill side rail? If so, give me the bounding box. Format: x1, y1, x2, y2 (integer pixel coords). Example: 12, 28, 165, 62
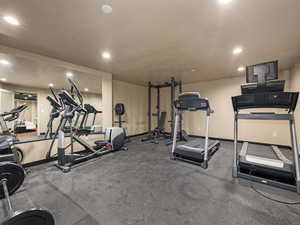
245, 155, 284, 168
271, 145, 292, 165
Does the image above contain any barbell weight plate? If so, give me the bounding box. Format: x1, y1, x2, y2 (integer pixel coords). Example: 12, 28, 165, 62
0, 162, 25, 199
115, 103, 125, 116
1, 208, 55, 225
12, 147, 24, 163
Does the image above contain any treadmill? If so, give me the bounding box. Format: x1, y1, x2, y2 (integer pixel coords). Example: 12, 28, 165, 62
232, 60, 300, 193
171, 92, 220, 168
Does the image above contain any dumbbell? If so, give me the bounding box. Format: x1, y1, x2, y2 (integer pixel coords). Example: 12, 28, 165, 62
0, 162, 55, 225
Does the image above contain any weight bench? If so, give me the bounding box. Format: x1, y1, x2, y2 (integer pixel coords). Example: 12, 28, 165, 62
141, 112, 170, 144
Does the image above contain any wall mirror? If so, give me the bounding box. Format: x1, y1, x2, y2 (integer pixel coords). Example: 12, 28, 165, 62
0, 52, 103, 138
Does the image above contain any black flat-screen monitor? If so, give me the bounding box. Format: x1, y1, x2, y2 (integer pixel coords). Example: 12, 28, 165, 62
246, 61, 278, 84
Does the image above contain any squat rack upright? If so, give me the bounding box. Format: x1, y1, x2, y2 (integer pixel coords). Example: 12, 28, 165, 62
145, 77, 183, 140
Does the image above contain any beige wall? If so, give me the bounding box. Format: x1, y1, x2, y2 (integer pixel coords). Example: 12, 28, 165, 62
102, 74, 113, 128
182, 71, 292, 146
112, 80, 148, 135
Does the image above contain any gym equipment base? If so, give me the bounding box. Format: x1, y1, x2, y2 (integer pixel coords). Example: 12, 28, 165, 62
1, 208, 55, 225
237, 162, 298, 192
172, 142, 220, 168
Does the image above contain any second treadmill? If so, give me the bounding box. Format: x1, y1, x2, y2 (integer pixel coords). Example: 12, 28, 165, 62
171, 92, 220, 168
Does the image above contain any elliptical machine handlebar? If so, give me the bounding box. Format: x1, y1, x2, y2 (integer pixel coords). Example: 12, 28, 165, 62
68, 78, 83, 107
46, 96, 62, 111
58, 90, 81, 109
0, 104, 28, 122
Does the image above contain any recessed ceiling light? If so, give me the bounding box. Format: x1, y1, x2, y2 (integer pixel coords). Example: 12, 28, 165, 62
191, 69, 197, 72
84, 88, 89, 92
48, 83, 54, 87
219, 0, 232, 4
3, 15, 20, 26
102, 4, 113, 14
233, 47, 243, 55
0, 59, 10, 66
238, 66, 245, 72
102, 51, 111, 60
66, 72, 73, 78
0, 78, 7, 82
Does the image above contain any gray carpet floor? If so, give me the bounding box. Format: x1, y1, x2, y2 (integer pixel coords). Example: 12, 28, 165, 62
1, 137, 300, 225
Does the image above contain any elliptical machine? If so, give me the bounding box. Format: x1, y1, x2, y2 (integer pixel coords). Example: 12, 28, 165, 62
0, 105, 29, 163
54, 79, 126, 173
0, 87, 63, 163
44, 87, 63, 139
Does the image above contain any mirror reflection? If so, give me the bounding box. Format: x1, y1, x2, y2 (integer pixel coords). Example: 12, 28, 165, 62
0, 53, 102, 139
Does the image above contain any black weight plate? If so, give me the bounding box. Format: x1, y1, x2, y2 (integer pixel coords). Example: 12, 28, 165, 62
1, 208, 55, 225
115, 103, 125, 116
14, 148, 24, 163
0, 162, 25, 199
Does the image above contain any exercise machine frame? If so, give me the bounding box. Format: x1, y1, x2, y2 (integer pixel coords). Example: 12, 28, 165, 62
143, 77, 187, 143
171, 92, 220, 168
232, 60, 300, 193
232, 110, 300, 193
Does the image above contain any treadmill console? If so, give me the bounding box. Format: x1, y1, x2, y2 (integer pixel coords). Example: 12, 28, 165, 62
232, 92, 299, 111
241, 80, 285, 95
232, 60, 299, 111
174, 92, 210, 111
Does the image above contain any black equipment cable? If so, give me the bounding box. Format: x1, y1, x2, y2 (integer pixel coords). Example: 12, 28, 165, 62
250, 183, 300, 205
248, 168, 300, 205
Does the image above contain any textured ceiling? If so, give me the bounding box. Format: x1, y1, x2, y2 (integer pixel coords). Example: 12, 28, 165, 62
0, 0, 300, 85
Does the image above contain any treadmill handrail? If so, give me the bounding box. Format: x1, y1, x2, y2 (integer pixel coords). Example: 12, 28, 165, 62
237, 113, 292, 121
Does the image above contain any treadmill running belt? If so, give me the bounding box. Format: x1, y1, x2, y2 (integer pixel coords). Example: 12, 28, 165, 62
174, 138, 219, 163
175, 138, 216, 152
